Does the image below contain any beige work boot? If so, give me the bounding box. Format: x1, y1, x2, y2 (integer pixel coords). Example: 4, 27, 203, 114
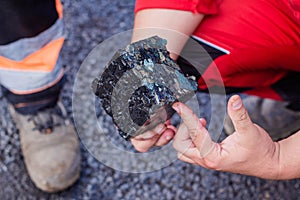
224, 95, 300, 141
9, 101, 81, 192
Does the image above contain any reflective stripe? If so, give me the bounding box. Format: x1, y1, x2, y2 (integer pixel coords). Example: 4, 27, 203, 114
191, 35, 230, 54
0, 19, 64, 61
0, 37, 64, 72
0, 58, 64, 94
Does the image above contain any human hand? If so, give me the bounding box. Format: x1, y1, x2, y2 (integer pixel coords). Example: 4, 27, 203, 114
172, 95, 281, 179
131, 120, 176, 152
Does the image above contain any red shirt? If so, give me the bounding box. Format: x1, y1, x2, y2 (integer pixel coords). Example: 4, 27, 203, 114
135, 0, 300, 101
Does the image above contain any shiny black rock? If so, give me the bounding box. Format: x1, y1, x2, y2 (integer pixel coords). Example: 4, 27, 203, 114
92, 36, 197, 140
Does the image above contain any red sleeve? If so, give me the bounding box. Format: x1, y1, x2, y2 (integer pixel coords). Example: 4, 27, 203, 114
135, 0, 222, 15
198, 44, 300, 87
197, 45, 300, 100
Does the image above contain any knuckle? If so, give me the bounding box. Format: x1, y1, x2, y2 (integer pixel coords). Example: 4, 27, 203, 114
237, 110, 248, 121
190, 127, 198, 136
233, 110, 252, 131
189, 123, 201, 138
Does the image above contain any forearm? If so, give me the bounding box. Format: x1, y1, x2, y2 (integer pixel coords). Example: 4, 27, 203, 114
277, 130, 300, 179
132, 9, 204, 59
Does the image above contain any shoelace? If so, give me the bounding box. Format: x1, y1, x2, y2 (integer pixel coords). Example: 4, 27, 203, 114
27, 102, 68, 134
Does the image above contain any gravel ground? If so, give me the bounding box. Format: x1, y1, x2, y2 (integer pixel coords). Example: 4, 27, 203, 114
1, 0, 300, 199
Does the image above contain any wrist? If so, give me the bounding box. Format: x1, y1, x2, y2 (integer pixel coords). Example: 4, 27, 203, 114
254, 142, 281, 180
275, 135, 299, 180
268, 142, 282, 180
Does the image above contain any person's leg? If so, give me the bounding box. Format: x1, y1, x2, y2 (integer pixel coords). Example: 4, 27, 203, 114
0, 0, 80, 192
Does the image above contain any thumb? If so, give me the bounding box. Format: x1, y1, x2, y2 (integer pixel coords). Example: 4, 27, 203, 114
227, 95, 256, 134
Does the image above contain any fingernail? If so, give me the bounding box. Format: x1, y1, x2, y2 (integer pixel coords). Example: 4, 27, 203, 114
172, 103, 180, 113
166, 135, 172, 140
232, 97, 242, 110
155, 124, 166, 135
199, 118, 206, 126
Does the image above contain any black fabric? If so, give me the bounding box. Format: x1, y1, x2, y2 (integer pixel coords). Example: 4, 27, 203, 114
177, 56, 202, 80
287, 101, 300, 111
177, 38, 225, 79
177, 37, 226, 80
0, 0, 58, 45
271, 72, 300, 102
2, 76, 65, 115
177, 37, 251, 94
271, 72, 300, 111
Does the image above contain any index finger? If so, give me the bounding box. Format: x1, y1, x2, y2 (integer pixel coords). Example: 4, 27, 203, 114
172, 102, 216, 158
172, 102, 201, 135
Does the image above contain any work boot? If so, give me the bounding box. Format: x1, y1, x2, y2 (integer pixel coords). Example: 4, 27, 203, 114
224, 95, 300, 141
9, 101, 81, 192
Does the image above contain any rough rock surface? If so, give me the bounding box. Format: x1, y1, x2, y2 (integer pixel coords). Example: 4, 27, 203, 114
92, 36, 197, 139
